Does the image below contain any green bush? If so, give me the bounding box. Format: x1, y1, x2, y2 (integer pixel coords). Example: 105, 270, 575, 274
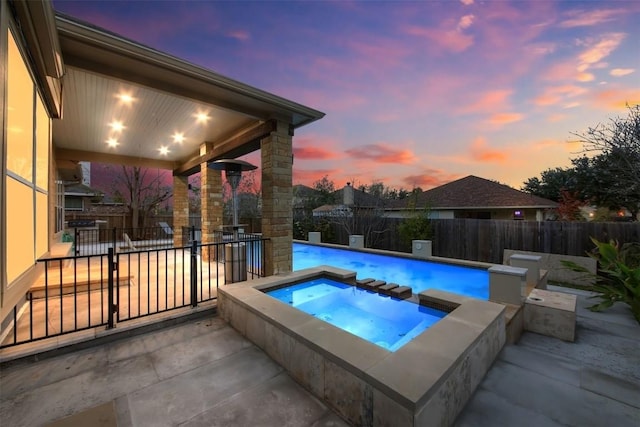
397, 208, 432, 247
562, 238, 640, 324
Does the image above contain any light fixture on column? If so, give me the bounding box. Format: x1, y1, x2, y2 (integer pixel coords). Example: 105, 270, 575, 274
207, 159, 257, 238
207, 159, 258, 283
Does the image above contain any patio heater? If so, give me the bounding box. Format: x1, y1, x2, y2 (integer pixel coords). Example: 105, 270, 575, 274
207, 159, 257, 283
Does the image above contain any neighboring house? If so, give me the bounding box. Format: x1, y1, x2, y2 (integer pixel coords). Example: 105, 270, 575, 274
64, 183, 102, 212
386, 175, 558, 221
313, 183, 385, 218
292, 184, 320, 219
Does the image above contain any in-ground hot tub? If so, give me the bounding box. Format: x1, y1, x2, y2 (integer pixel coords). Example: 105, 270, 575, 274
219, 266, 505, 426
266, 277, 447, 351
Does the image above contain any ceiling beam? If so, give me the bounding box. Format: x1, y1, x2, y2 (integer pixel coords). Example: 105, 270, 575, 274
56, 148, 178, 170
174, 120, 276, 176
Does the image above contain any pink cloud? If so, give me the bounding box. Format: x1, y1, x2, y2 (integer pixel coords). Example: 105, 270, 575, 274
460, 0, 474, 5
293, 168, 342, 187
293, 146, 337, 160
539, 60, 580, 82
345, 143, 417, 164
470, 137, 508, 163
546, 114, 567, 123
226, 30, 250, 41
488, 113, 524, 125
576, 72, 595, 82
401, 169, 462, 190
590, 88, 640, 110
533, 85, 587, 106
578, 33, 626, 67
610, 68, 635, 77
457, 14, 475, 31
560, 9, 628, 28
459, 89, 513, 114
293, 135, 341, 161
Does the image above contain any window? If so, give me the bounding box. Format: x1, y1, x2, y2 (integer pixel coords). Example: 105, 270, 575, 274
65, 196, 84, 211
5, 27, 52, 282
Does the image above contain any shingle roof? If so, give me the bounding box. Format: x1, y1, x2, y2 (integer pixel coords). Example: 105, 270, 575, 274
64, 183, 101, 196
389, 175, 558, 210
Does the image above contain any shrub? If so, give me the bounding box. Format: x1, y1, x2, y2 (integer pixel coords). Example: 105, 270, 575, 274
562, 238, 640, 324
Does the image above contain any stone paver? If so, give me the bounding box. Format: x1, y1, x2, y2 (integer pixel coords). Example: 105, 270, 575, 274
0, 315, 347, 427
456, 286, 640, 427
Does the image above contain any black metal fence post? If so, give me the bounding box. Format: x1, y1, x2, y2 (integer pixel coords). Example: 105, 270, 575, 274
74, 227, 80, 255
108, 248, 115, 328
190, 239, 198, 307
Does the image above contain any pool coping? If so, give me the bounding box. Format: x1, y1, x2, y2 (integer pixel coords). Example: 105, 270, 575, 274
294, 240, 494, 271
219, 267, 506, 426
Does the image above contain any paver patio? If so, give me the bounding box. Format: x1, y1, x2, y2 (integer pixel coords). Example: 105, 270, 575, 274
0, 286, 638, 426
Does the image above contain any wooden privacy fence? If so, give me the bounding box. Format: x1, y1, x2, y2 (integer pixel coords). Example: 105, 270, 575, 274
319, 218, 640, 264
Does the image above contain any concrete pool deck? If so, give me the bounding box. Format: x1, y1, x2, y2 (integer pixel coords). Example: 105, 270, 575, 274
0, 286, 638, 426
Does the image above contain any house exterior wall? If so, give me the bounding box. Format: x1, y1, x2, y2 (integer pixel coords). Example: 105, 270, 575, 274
1, 0, 57, 322
384, 208, 547, 221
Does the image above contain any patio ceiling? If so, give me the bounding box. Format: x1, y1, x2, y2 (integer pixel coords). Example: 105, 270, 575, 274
52, 14, 324, 175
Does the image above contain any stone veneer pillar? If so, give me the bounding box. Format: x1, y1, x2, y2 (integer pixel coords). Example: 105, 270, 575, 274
172, 175, 189, 247
261, 120, 293, 276
200, 145, 223, 261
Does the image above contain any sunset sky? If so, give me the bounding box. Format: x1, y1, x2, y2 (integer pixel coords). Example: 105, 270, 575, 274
54, 0, 640, 191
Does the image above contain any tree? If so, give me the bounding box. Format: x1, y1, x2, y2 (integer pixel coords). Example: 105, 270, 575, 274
572, 105, 640, 219
521, 167, 578, 202
321, 180, 389, 247
312, 175, 337, 206
110, 166, 173, 233
222, 170, 261, 219
397, 196, 432, 248
556, 190, 586, 221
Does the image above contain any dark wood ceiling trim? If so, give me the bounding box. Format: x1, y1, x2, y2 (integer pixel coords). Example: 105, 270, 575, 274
174, 120, 276, 176
56, 148, 178, 170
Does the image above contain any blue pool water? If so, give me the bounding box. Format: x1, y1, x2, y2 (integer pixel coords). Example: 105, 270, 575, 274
266, 277, 447, 351
293, 243, 488, 299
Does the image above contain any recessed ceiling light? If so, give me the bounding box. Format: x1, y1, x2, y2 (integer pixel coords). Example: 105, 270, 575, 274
172, 132, 185, 144
109, 120, 125, 132
159, 146, 170, 156
116, 92, 135, 106
106, 138, 119, 147
195, 111, 210, 124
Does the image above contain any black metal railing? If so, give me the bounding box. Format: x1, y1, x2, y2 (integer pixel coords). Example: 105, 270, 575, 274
72, 226, 175, 256
0, 235, 267, 348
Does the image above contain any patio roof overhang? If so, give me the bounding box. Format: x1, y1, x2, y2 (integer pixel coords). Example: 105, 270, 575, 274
52, 13, 325, 176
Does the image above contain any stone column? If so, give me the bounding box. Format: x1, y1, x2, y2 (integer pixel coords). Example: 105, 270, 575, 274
173, 175, 189, 247
200, 144, 223, 261
261, 120, 293, 276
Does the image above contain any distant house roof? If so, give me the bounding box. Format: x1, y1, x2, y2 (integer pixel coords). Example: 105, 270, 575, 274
388, 175, 558, 210
64, 183, 101, 197
313, 205, 337, 213
333, 186, 383, 207
293, 184, 319, 198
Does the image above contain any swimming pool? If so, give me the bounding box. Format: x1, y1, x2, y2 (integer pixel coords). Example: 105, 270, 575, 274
293, 242, 489, 299
266, 277, 446, 351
